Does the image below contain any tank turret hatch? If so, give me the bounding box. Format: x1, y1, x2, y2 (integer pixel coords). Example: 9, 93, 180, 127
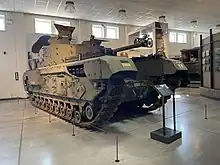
82, 35, 107, 46
54, 23, 75, 41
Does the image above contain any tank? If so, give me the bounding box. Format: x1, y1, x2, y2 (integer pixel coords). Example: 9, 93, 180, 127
23, 24, 171, 128
114, 35, 188, 90
78, 34, 188, 90
131, 54, 189, 90
180, 47, 200, 83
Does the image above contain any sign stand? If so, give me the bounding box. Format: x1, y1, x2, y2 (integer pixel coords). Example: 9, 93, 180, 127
150, 85, 182, 144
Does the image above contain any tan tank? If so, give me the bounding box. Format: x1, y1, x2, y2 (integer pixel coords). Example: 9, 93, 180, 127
23, 24, 171, 128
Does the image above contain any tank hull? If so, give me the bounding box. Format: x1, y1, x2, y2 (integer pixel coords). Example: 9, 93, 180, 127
23, 56, 171, 128
132, 56, 188, 90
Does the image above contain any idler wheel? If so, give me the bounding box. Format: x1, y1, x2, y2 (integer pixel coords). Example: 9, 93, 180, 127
54, 103, 59, 115
74, 110, 82, 124
85, 105, 94, 121
49, 102, 54, 113
45, 101, 50, 110
60, 105, 66, 118
41, 100, 46, 109
66, 107, 73, 121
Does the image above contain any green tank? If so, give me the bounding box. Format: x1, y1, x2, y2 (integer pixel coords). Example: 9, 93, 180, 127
131, 55, 189, 90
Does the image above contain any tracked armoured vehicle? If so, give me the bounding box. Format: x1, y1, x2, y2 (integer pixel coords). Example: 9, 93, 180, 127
23, 24, 172, 128
80, 34, 188, 90
131, 54, 189, 90
118, 34, 188, 90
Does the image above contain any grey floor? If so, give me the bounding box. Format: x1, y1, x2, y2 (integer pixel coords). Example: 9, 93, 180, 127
1, 88, 220, 165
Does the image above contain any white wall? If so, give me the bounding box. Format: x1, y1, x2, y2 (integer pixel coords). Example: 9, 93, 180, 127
191, 32, 210, 48
0, 12, 133, 99
0, 12, 27, 99
79, 19, 127, 48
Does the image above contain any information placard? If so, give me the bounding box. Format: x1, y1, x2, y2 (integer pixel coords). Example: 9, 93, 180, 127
154, 84, 173, 96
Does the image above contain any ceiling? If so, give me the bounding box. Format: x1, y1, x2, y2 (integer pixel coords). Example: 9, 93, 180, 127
1, 0, 220, 32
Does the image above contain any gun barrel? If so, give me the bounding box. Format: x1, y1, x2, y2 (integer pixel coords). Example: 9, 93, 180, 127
113, 42, 144, 53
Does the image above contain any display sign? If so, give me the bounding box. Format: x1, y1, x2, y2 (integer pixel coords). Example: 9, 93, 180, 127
154, 84, 173, 96
202, 50, 211, 72
214, 48, 220, 71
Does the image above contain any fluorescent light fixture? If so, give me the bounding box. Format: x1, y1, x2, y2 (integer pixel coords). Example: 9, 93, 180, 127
65, 1, 76, 13
118, 9, 127, 20
159, 15, 166, 23
190, 20, 198, 28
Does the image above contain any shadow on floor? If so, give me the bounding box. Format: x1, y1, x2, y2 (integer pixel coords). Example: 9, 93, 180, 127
92, 107, 162, 134
109, 107, 153, 123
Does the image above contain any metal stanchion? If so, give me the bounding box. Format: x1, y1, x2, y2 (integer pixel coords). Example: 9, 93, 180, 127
72, 118, 75, 136
115, 136, 120, 163
34, 107, 37, 114
204, 104, 208, 119
173, 92, 176, 131
24, 99, 27, 108
162, 96, 166, 136
49, 114, 51, 123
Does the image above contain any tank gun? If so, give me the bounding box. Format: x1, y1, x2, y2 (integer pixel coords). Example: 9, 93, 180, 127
112, 34, 153, 55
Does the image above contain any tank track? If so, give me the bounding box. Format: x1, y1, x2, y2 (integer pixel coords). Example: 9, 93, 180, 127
29, 91, 122, 129
29, 90, 169, 130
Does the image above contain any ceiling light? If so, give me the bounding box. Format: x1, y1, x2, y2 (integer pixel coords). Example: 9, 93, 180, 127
118, 9, 127, 20
65, 0, 76, 13
190, 20, 198, 28
159, 15, 166, 23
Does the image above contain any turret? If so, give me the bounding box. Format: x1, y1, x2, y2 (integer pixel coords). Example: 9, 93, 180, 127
29, 24, 92, 68
28, 24, 154, 69
78, 34, 153, 59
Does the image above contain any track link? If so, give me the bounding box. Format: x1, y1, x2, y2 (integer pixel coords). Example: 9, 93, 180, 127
29, 92, 122, 129
29, 92, 168, 130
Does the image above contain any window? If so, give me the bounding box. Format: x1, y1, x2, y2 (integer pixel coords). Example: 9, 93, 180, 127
35, 18, 52, 34
169, 31, 187, 43
106, 26, 119, 39
169, 32, 177, 43
54, 20, 71, 34
92, 24, 104, 38
148, 32, 153, 39
54, 20, 71, 26
177, 33, 187, 43
92, 24, 119, 39
0, 15, 5, 31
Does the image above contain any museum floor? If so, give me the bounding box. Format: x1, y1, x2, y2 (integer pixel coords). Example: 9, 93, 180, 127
1, 88, 220, 165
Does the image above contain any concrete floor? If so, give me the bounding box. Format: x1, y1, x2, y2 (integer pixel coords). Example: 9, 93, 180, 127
1, 88, 220, 165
